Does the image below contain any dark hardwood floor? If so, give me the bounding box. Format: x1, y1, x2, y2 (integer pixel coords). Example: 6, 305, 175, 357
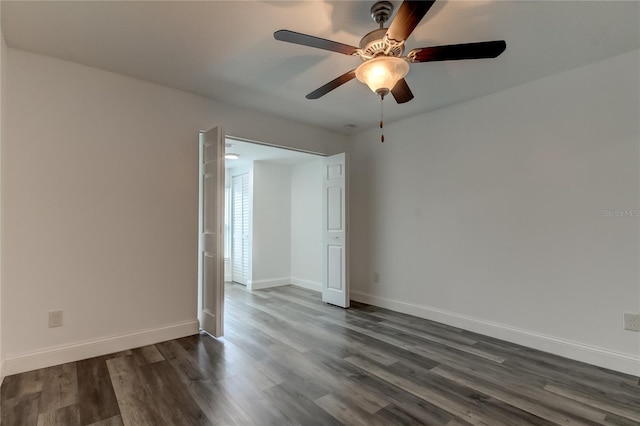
2, 283, 639, 425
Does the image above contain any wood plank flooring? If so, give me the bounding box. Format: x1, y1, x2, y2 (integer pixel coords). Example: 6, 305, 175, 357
2, 283, 639, 425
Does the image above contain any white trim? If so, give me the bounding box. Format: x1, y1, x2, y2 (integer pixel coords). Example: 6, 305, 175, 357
251, 277, 291, 290
249, 277, 322, 292
3, 320, 199, 376
351, 290, 640, 377
0, 360, 4, 386
291, 277, 322, 292
226, 135, 326, 157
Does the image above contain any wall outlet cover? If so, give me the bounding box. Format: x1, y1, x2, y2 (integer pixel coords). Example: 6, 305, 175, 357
49, 310, 63, 328
623, 312, 640, 332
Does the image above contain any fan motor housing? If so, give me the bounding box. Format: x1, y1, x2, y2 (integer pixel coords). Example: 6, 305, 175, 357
359, 28, 405, 60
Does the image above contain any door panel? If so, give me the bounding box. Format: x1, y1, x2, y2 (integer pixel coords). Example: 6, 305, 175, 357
327, 186, 342, 230
322, 153, 349, 307
204, 174, 216, 234
198, 126, 225, 337
327, 246, 343, 290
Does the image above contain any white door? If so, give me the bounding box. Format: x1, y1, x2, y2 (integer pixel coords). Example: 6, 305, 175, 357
231, 173, 250, 285
322, 153, 349, 307
198, 126, 225, 336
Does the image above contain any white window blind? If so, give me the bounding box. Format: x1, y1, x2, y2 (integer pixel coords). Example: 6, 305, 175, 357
232, 173, 250, 285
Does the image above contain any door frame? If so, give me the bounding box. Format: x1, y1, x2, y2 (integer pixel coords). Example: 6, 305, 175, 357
198, 133, 349, 338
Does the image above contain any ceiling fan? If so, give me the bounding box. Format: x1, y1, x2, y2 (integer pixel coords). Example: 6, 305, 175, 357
274, 0, 507, 104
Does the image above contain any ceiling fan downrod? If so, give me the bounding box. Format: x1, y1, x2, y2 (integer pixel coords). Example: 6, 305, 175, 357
370, 1, 394, 29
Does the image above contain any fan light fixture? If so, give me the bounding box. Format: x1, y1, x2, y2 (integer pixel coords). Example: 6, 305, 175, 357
355, 56, 409, 97
354, 56, 410, 142
225, 153, 239, 160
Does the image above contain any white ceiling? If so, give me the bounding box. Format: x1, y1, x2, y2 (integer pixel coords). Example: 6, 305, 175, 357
2, 1, 639, 134
225, 138, 322, 170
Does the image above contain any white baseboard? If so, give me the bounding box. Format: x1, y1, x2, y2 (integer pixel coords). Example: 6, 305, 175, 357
251, 277, 291, 290
0, 359, 4, 386
4, 320, 199, 376
350, 290, 640, 377
290, 277, 322, 292
250, 277, 321, 292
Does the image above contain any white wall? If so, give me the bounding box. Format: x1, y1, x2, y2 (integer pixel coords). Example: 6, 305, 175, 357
251, 162, 292, 289
348, 50, 640, 375
291, 159, 323, 291
2, 48, 347, 374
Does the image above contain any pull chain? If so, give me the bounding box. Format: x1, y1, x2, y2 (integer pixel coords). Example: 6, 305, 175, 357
380, 94, 384, 143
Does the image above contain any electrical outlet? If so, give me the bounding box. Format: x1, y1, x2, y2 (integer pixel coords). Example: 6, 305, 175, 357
373, 272, 380, 283
623, 312, 640, 332
49, 310, 63, 328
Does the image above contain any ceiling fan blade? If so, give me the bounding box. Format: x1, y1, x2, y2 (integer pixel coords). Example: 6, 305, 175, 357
274, 30, 358, 55
306, 70, 357, 99
409, 40, 506, 62
391, 78, 414, 104
386, 1, 436, 43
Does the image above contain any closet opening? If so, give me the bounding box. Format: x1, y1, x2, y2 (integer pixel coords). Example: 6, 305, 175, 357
223, 137, 325, 294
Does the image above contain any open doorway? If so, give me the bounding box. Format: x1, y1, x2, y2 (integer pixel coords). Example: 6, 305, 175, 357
223, 137, 325, 292
198, 127, 350, 337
